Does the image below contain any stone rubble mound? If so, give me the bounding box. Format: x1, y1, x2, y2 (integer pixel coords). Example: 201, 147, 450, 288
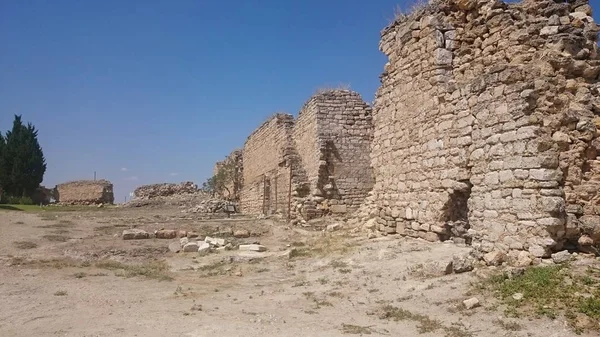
133, 182, 199, 199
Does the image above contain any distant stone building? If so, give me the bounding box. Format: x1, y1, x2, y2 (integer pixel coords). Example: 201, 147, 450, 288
239, 90, 374, 220
55, 180, 114, 205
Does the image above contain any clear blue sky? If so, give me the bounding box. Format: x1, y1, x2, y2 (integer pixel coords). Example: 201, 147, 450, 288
1, 1, 597, 202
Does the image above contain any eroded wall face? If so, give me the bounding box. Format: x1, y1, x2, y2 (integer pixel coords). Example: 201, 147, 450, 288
240, 114, 295, 215
56, 180, 114, 205
367, 0, 600, 260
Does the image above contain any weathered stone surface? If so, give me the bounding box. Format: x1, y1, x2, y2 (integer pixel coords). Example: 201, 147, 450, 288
180, 237, 189, 246
326, 223, 343, 232
197, 242, 211, 255
168, 242, 181, 253
205, 236, 226, 247
421, 260, 453, 277
122, 229, 149, 240
233, 229, 250, 238
183, 242, 200, 252
56, 180, 114, 205
239, 244, 267, 252
551, 250, 572, 264
463, 297, 480, 310
483, 251, 506, 266
155, 230, 177, 239
453, 253, 475, 273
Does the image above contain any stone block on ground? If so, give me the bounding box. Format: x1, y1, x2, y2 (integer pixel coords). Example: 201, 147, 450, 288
551, 250, 572, 264
168, 241, 181, 253
483, 251, 506, 266
326, 223, 343, 232
463, 297, 480, 309
155, 229, 177, 239
239, 244, 267, 252
183, 242, 200, 252
197, 241, 211, 255
419, 260, 453, 277
205, 236, 226, 247
122, 229, 149, 240
233, 229, 250, 238
453, 252, 475, 273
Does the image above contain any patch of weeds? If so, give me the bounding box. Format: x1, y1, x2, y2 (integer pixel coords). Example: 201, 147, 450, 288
330, 260, 349, 269
38, 219, 74, 228
54, 290, 67, 296
197, 260, 228, 276
492, 319, 522, 331
377, 305, 472, 337
14, 221, 25, 225
397, 295, 413, 302
289, 234, 354, 259
42, 234, 70, 242
51, 229, 70, 234
477, 265, 600, 333
368, 288, 380, 293
95, 260, 173, 281
339, 268, 352, 274
292, 280, 310, 287
341, 323, 374, 335
94, 225, 116, 234
74, 272, 87, 279
304, 292, 333, 309
318, 277, 329, 285
256, 267, 270, 273
425, 283, 435, 290
13, 241, 37, 249
327, 291, 345, 298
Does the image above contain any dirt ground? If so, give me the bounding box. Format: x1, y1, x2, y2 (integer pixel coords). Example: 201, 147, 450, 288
0, 207, 596, 337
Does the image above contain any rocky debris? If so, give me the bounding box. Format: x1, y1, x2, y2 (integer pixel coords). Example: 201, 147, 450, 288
483, 251, 506, 266
514, 251, 533, 267
326, 223, 343, 232
417, 260, 453, 277
187, 232, 199, 239
512, 293, 524, 301
463, 297, 480, 310
184, 198, 233, 214
122, 229, 149, 240
551, 250, 573, 264
197, 242, 211, 256
180, 237, 189, 246
204, 236, 226, 247
134, 182, 198, 199
155, 229, 177, 239
233, 229, 250, 238
239, 244, 267, 252
183, 242, 200, 252
168, 242, 181, 253
452, 252, 475, 273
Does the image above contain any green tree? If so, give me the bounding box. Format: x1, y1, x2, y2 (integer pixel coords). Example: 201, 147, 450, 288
2, 115, 46, 198
0, 131, 6, 199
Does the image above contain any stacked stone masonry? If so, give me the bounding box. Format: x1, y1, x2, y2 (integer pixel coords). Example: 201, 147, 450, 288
55, 180, 114, 205
358, 0, 600, 263
238, 90, 374, 220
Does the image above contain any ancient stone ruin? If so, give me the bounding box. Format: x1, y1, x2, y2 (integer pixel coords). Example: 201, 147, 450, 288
133, 181, 198, 200
355, 0, 600, 263
239, 90, 374, 220
55, 180, 114, 205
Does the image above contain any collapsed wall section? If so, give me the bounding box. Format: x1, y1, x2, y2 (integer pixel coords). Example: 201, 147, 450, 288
55, 180, 114, 205
366, 0, 600, 262
240, 114, 295, 216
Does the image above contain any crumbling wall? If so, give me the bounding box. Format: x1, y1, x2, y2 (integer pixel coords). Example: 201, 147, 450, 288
363, 0, 600, 263
240, 114, 295, 216
55, 180, 114, 205
134, 182, 198, 199
213, 149, 243, 201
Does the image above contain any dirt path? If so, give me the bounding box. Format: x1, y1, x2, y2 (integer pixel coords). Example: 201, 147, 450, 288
0, 208, 595, 337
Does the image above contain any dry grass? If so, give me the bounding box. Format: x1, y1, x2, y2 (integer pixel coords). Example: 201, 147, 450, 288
341, 323, 374, 335
377, 305, 472, 337
13, 241, 38, 249
289, 233, 354, 259
43, 234, 70, 242
38, 219, 75, 228
54, 290, 68, 296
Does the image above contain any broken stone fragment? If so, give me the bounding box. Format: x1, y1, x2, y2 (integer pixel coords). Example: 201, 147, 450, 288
452, 252, 475, 273
197, 242, 211, 255
483, 251, 506, 266
233, 229, 250, 238
239, 244, 267, 252
122, 229, 149, 240
182, 242, 200, 252
463, 297, 480, 309
155, 229, 177, 239
204, 236, 226, 247
326, 223, 343, 232
551, 250, 572, 264
168, 241, 181, 253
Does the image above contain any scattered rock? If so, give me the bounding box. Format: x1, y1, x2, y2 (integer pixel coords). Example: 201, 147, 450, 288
463, 297, 480, 310
205, 236, 226, 247
420, 260, 453, 277
197, 242, 211, 255
578, 234, 594, 246
239, 244, 267, 252
326, 223, 343, 232
483, 251, 506, 266
233, 229, 250, 238
515, 251, 533, 267
122, 229, 149, 240
551, 250, 572, 264
187, 232, 199, 238
183, 242, 200, 252
178, 230, 187, 238
452, 252, 475, 273
168, 241, 181, 253
155, 229, 177, 239
180, 237, 189, 246
512, 293, 523, 301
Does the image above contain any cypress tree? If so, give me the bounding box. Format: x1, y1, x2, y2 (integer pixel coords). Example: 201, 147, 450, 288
3, 115, 46, 198
0, 131, 5, 197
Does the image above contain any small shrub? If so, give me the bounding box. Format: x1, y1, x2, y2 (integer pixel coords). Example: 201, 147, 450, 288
54, 290, 67, 296
13, 241, 37, 249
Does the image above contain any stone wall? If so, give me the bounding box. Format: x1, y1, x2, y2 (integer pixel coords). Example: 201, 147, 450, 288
240, 114, 295, 216
55, 180, 114, 205
213, 149, 243, 201
238, 90, 374, 220
361, 0, 600, 263
134, 182, 198, 199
